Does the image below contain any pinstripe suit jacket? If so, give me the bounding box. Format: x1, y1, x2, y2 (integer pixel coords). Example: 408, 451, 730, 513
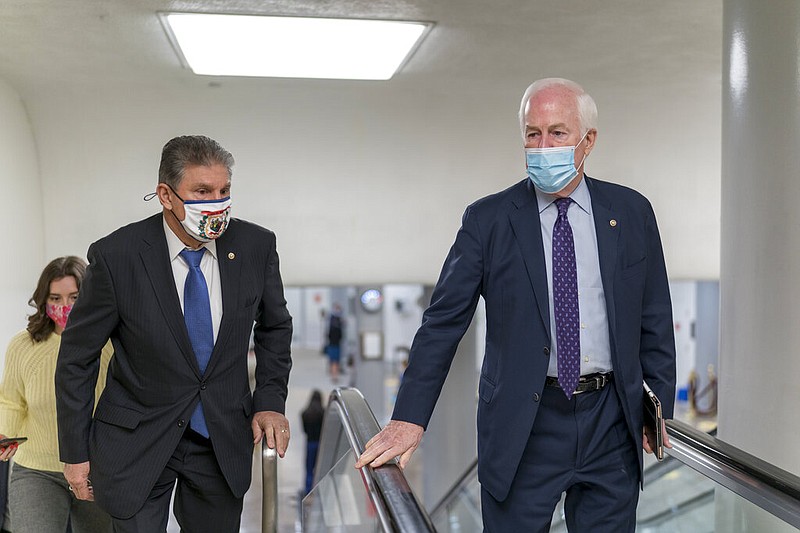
55, 213, 292, 518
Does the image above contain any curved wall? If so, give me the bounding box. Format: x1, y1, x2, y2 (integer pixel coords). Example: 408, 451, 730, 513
0, 78, 44, 357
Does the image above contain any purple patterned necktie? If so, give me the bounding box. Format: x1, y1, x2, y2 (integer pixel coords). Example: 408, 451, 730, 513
553, 198, 580, 399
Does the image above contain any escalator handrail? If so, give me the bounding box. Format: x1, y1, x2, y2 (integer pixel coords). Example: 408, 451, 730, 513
664, 419, 800, 527
429, 419, 800, 529
319, 388, 436, 532
666, 419, 800, 498
641, 426, 719, 485
261, 442, 278, 533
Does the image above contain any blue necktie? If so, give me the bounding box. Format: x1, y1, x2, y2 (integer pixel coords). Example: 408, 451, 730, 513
180, 248, 213, 438
553, 198, 581, 399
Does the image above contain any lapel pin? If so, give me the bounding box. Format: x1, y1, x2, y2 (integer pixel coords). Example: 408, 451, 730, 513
228, 252, 235, 260
609, 219, 617, 227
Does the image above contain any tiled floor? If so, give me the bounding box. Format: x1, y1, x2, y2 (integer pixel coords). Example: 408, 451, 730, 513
167, 346, 334, 533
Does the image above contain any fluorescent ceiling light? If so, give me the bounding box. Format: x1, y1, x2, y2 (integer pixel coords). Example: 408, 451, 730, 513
162, 13, 430, 80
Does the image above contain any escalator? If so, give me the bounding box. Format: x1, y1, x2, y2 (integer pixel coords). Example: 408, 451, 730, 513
300, 388, 800, 532
302, 388, 435, 532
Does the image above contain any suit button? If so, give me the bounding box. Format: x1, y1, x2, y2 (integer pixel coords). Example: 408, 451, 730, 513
543, 346, 550, 356
200, 382, 207, 390
177, 419, 185, 428
533, 392, 540, 402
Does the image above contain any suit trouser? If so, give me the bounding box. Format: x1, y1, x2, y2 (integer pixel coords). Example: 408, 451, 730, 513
9, 463, 112, 533
110, 430, 243, 533
481, 379, 639, 533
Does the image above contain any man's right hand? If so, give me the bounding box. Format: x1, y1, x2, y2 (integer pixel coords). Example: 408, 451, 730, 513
354, 420, 424, 470
64, 461, 94, 501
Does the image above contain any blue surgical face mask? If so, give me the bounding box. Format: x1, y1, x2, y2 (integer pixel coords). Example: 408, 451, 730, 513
525, 131, 589, 194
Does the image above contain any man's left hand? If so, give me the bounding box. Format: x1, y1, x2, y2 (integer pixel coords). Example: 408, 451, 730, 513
643, 418, 672, 455
252, 411, 290, 457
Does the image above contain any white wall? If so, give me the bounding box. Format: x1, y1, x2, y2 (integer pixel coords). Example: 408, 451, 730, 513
381, 284, 424, 364
669, 281, 697, 396
718, 3, 800, 529
0, 78, 44, 360
300, 286, 330, 351
23, 75, 721, 287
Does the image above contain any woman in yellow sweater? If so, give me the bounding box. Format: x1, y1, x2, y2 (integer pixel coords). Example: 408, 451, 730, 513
0, 256, 113, 533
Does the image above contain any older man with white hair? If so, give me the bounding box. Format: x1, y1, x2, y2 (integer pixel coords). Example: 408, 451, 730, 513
357, 78, 676, 531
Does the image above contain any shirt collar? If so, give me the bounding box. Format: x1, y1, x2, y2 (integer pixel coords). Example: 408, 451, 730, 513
162, 214, 218, 261
534, 175, 593, 217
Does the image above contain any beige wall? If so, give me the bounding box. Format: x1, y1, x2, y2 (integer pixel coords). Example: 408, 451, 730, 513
20, 74, 720, 286
0, 79, 44, 355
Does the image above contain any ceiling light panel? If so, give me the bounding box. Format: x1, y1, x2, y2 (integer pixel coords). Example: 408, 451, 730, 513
162, 13, 431, 80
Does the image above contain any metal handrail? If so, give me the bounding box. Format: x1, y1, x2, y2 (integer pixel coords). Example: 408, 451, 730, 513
313, 387, 436, 532
665, 418, 800, 528
430, 420, 800, 529
261, 441, 278, 533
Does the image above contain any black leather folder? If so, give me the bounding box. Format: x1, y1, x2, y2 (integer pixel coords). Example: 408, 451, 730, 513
643, 381, 664, 461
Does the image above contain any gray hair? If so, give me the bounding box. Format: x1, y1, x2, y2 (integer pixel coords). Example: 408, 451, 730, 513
518, 78, 598, 138
158, 135, 234, 188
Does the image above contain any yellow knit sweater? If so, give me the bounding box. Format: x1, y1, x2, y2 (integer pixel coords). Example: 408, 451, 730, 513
0, 330, 111, 472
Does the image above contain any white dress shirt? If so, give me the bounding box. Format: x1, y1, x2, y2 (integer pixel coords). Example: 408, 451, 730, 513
535, 177, 613, 377
163, 216, 223, 343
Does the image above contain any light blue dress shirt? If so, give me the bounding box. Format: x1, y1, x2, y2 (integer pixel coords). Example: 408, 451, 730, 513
535, 177, 613, 377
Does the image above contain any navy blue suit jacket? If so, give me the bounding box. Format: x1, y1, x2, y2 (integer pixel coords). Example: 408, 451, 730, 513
392, 176, 676, 502
55, 214, 292, 518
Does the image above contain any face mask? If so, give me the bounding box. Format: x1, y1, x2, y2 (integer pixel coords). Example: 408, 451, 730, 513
170, 189, 232, 242
46, 304, 73, 330
525, 131, 589, 194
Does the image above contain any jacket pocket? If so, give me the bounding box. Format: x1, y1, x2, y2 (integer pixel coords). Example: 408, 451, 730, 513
620, 256, 646, 280
93, 400, 143, 430
479, 374, 496, 404
241, 392, 254, 417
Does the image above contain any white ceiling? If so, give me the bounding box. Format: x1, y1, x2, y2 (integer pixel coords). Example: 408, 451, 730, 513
0, 0, 724, 283
0, 0, 722, 102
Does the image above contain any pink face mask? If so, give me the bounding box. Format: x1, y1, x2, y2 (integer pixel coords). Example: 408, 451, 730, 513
46, 304, 73, 330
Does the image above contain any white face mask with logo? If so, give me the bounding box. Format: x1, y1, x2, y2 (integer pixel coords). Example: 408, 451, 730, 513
170, 188, 232, 242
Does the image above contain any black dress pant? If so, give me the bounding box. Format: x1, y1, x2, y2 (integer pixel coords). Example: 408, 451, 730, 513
111, 430, 244, 533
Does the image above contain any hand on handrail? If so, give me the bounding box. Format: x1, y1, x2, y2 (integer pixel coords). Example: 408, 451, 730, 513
354, 420, 424, 470
252, 410, 290, 458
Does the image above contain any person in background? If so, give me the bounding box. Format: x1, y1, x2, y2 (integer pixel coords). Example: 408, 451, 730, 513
325, 304, 344, 383
0, 460, 9, 533
300, 390, 325, 496
357, 78, 676, 531
0, 256, 113, 533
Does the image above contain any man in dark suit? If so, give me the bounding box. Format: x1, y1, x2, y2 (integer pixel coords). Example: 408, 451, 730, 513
356, 78, 676, 531
55, 135, 292, 532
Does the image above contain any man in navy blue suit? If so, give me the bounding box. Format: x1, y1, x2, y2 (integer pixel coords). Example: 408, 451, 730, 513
356, 78, 676, 531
